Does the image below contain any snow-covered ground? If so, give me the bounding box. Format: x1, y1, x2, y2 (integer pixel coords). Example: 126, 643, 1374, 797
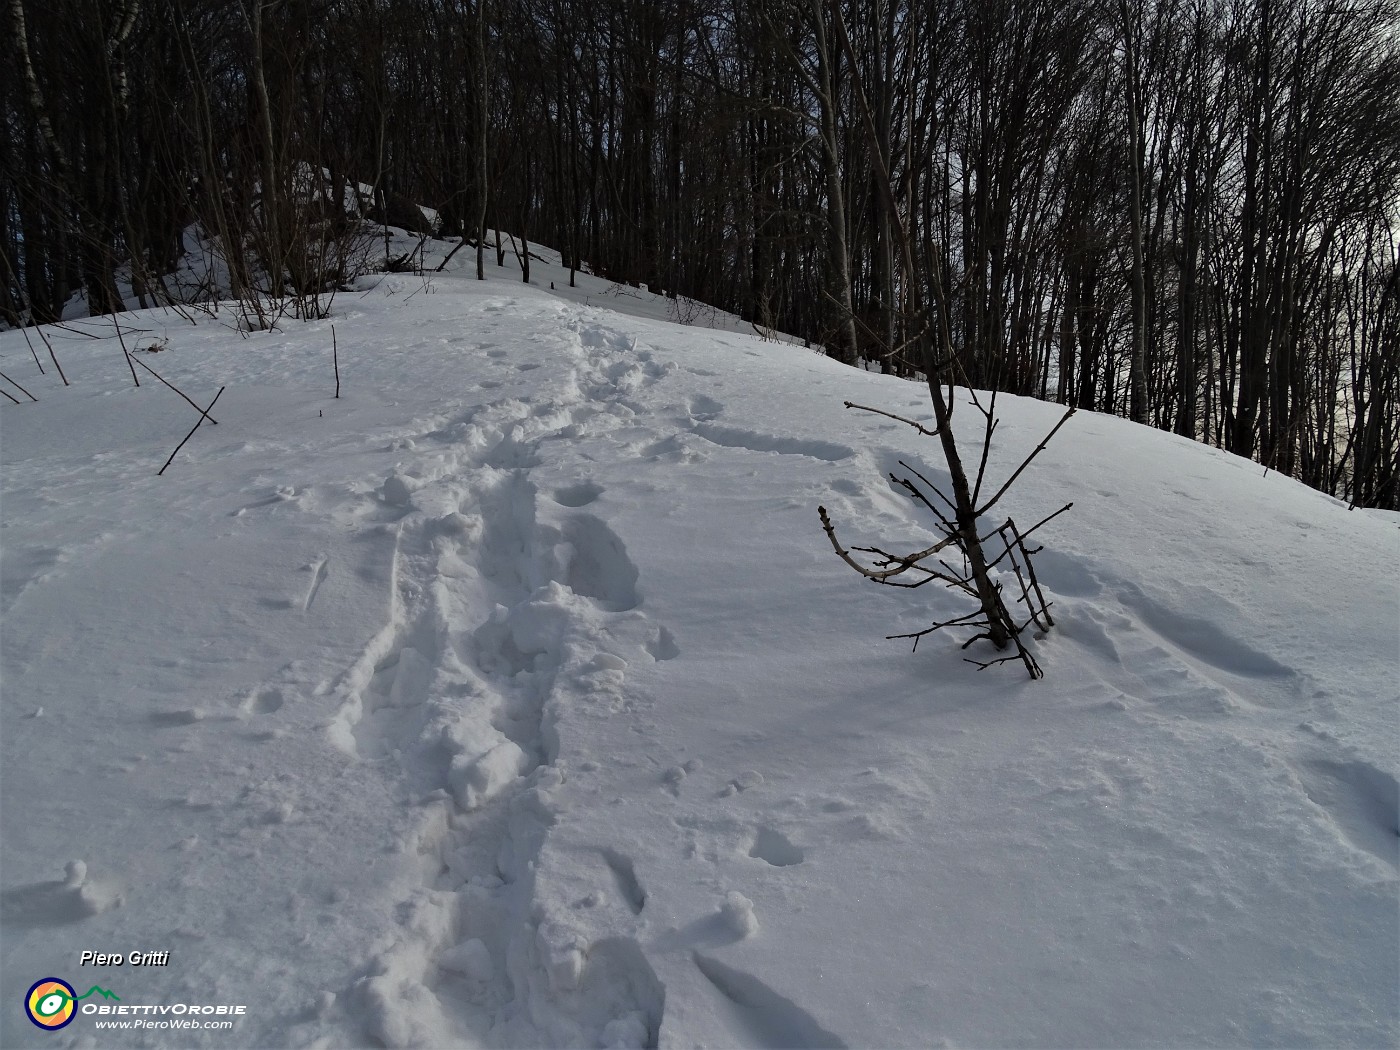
2, 234, 1396, 1049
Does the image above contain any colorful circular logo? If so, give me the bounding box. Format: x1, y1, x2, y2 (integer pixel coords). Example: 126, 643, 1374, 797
25, 978, 77, 1030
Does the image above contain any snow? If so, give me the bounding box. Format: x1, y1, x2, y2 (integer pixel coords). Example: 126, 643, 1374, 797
2, 231, 1397, 1049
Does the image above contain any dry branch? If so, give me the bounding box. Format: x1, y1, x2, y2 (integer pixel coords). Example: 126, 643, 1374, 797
0, 369, 38, 401
844, 401, 938, 437
18, 325, 45, 374
977, 406, 1076, 516
132, 358, 218, 423
35, 325, 68, 385
157, 386, 224, 476
818, 505, 957, 582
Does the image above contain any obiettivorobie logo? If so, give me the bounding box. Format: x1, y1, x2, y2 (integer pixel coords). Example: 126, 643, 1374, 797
24, 978, 119, 1030
23, 976, 246, 1033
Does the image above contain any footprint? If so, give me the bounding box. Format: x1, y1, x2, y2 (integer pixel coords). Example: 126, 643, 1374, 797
1030, 549, 1102, 598
1117, 582, 1292, 681
384, 647, 433, 708
382, 473, 417, 507
749, 828, 804, 867
229, 487, 298, 518
687, 395, 723, 421
149, 708, 206, 728
719, 771, 764, 797
605, 361, 636, 382
640, 435, 687, 459
552, 481, 603, 508
303, 556, 329, 610
602, 849, 646, 914
1058, 608, 1121, 664
561, 515, 639, 611
1294, 759, 1399, 868
692, 423, 854, 462
693, 953, 846, 1049
0, 867, 124, 928
244, 687, 285, 715
646, 625, 680, 661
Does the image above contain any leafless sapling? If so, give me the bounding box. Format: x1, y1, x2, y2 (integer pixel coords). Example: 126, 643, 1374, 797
818, 5, 1075, 679
819, 393, 1073, 678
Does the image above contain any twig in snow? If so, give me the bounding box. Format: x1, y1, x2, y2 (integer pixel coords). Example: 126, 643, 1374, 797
131, 358, 218, 423
34, 324, 68, 385
158, 386, 224, 476
333, 325, 340, 398
976, 406, 1076, 517
112, 315, 139, 387
0, 369, 39, 401
844, 401, 938, 437
18, 325, 45, 374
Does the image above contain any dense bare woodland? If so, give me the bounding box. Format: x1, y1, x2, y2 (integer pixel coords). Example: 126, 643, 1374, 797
3, 0, 1398, 507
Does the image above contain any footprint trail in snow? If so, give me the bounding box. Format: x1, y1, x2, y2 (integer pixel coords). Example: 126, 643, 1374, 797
318, 308, 678, 1047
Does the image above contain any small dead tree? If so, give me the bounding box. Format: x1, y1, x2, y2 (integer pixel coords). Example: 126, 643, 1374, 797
819, 395, 1074, 678
817, 4, 1075, 679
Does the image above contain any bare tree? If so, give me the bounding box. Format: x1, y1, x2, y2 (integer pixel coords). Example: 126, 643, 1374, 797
816, 4, 1076, 678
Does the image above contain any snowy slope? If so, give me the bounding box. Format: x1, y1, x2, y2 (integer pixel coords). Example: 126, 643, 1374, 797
2, 239, 1397, 1049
